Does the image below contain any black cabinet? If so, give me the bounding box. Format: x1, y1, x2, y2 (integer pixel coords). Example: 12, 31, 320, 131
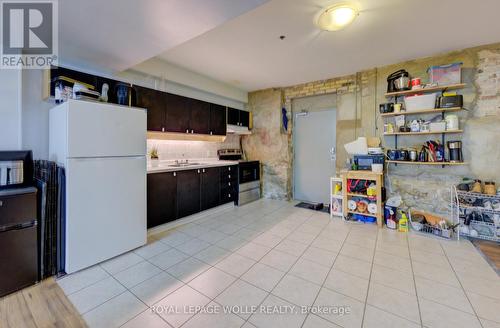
201, 167, 221, 210
190, 99, 211, 134
209, 104, 227, 136
228, 108, 250, 128
135, 85, 229, 136
220, 165, 239, 205
240, 110, 250, 128
177, 169, 201, 218
147, 172, 177, 228
134, 86, 166, 132
165, 93, 191, 133
147, 165, 238, 228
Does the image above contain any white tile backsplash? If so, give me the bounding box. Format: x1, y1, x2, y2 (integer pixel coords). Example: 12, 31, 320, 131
147, 134, 240, 160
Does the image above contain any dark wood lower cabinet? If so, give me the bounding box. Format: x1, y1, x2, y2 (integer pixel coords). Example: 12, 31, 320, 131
147, 172, 177, 228
147, 165, 239, 228
201, 167, 220, 210
177, 169, 201, 219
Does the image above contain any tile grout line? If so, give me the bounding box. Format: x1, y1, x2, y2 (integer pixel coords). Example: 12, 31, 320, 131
439, 242, 485, 328
359, 225, 379, 328
239, 211, 322, 327
299, 219, 352, 328
406, 234, 425, 327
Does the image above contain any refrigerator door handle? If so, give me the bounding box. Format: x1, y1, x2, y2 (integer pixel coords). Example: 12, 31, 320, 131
0, 220, 37, 232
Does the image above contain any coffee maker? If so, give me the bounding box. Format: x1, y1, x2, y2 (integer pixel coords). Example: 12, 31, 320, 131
447, 141, 463, 163
387, 69, 411, 93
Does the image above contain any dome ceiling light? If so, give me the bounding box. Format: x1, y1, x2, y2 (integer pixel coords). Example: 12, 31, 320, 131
316, 3, 359, 31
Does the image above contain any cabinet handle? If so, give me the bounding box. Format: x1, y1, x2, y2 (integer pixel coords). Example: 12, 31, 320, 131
202, 169, 205, 173
228, 167, 231, 171
228, 174, 231, 179
228, 182, 231, 186
162, 127, 165, 132
210, 131, 213, 135
173, 172, 176, 177
186, 129, 189, 133
197, 169, 200, 174
0, 200, 3, 206
228, 193, 231, 198
191, 129, 194, 134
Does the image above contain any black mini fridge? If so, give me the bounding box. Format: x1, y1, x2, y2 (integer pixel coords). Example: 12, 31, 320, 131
0, 187, 39, 297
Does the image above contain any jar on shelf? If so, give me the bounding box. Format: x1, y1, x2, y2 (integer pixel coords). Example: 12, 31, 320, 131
484, 181, 496, 196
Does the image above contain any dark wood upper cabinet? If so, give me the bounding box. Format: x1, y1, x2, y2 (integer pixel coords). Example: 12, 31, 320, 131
240, 110, 250, 128
209, 104, 227, 136
134, 86, 165, 132
165, 93, 191, 133
201, 167, 221, 210
147, 172, 177, 228
227, 108, 250, 128
189, 99, 210, 134
177, 169, 201, 218
228, 107, 240, 126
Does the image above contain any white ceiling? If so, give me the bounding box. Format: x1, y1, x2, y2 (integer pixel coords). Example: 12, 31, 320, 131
158, 0, 500, 91
58, 0, 268, 72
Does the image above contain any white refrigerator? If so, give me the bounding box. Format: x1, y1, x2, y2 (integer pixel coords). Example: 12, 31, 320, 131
49, 100, 147, 274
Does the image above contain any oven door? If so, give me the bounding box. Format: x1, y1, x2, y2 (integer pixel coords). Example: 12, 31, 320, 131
239, 161, 260, 184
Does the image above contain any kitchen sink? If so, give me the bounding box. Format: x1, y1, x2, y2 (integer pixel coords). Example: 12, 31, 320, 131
167, 162, 201, 167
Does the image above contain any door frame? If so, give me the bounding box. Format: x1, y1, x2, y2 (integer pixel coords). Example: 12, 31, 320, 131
290, 93, 337, 202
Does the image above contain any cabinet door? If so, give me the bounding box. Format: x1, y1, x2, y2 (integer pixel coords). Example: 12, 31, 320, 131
165, 93, 191, 133
134, 86, 165, 132
240, 110, 250, 128
190, 99, 210, 134
177, 169, 201, 218
201, 167, 221, 210
227, 107, 240, 126
209, 104, 227, 136
147, 172, 177, 228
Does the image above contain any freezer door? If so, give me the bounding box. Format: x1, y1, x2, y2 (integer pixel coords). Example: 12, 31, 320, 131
65, 156, 146, 273
67, 101, 146, 158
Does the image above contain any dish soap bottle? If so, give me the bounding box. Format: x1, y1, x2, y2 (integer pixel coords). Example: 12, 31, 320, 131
398, 212, 409, 232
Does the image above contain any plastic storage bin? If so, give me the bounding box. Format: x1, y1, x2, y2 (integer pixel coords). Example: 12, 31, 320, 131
404, 93, 438, 112
428, 62, 462, 85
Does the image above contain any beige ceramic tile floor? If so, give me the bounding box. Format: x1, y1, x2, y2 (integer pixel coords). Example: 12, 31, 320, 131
57, 199, 500, 328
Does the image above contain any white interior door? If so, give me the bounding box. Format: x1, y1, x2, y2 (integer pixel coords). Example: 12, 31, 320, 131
293, 109, 336, 204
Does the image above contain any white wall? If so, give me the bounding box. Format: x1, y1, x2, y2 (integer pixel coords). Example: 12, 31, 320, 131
0, 70, 22, 150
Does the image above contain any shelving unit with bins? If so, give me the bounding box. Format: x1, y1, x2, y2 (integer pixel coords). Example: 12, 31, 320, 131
342, 171, 384, 227
382, 83, 468, 167
452, 188, 500, 242
330, 177, 343, 217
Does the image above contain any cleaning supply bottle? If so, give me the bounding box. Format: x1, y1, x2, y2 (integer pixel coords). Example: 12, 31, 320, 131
398, 211, 409, 232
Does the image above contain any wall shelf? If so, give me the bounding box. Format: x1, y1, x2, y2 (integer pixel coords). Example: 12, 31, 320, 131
384, 83, 467, 97
384, 130, 463, 136
347, 211, 377, 218
380, 107, 462, 117
387, 160, 467, 166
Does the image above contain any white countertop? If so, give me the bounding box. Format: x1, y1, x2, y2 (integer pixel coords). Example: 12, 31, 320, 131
147, 159, 239, 174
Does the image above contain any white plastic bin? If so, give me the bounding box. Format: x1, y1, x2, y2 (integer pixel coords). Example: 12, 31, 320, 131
404, 93, 438, 112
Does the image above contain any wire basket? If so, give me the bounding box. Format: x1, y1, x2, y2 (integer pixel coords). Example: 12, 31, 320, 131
409, 210, 457, 240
